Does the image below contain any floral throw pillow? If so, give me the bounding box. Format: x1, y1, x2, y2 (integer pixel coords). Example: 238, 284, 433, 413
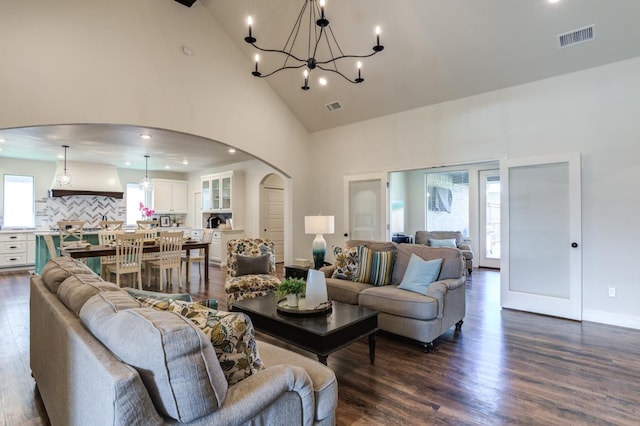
331, 246, 361, 281
139, 298, 265, 385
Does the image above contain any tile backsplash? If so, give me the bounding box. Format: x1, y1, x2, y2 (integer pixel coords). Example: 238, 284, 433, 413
36, 195, 125, 228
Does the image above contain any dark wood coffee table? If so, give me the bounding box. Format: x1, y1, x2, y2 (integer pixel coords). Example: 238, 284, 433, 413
231, 294, 378, 365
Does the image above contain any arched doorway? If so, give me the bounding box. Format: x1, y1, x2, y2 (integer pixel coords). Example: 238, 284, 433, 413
260, 173, 285, 263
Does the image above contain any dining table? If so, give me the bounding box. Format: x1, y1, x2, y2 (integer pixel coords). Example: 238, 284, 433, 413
60, 240, 211, 282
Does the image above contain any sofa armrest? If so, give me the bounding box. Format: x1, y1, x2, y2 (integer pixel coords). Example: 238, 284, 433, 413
425, 278, 465, 319
458, 243, 472, 252
319, 265, 335, 278
201, 364, 315, 425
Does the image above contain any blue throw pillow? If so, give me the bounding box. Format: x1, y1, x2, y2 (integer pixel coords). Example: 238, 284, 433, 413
398, 254, 443, 294
429, 238, 457, 248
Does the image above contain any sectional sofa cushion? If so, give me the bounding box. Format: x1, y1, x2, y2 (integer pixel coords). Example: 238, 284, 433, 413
359, 285, 439, 321
80, 291, 228, 423
398, 254, 443, 294
57, 273, 122, 315
40, 256, 97, 293
391, 244, 464, 285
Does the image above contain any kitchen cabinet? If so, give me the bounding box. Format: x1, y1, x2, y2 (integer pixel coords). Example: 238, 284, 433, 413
201, 171, 244, 228
210, 229, 244, 267
0, 231, 35, 269
152, 179, 188, 214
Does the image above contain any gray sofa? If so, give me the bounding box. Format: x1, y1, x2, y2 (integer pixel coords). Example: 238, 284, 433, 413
30, 257, 337, 426
414, 230, 474, 274
323, 240, 466, 352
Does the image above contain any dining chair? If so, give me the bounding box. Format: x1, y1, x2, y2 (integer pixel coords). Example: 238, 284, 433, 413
104, 232, 145, 289
145, 231, 183, 291
99, 220, 124, 231
43, 234, 58, 259
137, 220, 159, 230
182, 228, 214, 283
57, 221, 85, 251
135, 228, 159, 264
97, 229, 123, 279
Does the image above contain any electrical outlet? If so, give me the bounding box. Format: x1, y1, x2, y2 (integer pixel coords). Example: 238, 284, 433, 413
608, 286, 616, 298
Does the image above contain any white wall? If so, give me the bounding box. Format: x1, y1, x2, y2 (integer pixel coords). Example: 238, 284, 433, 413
0, 0, 314, 259
310, 57, 640, 329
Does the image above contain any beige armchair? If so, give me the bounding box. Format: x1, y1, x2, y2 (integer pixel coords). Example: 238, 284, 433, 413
415, 230, 474, 274
224, 238, 281, 307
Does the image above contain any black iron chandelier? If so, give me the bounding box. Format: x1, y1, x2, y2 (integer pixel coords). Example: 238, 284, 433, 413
244, 0, 384, 90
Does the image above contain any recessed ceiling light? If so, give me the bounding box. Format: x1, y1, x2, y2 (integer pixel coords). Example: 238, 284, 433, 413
140, 133, 152, 140
319, 77, 328, 86
548, 0, 560, 3
57, 154, 64, 159
228, 148, 236, 154
0, 137, 5, 142
125, 161, 131, 166
182, 159, 189, 165
165, 165, 171, 170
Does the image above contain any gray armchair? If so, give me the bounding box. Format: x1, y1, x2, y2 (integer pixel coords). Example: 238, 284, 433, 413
415, 230, 473, 274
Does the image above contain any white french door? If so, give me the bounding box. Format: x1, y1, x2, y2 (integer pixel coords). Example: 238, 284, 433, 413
500, 153, 582, 320
344, 173, 388, 242
479, 170, 501, 268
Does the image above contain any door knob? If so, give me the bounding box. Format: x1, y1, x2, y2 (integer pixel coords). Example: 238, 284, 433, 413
571, 242, 578, 248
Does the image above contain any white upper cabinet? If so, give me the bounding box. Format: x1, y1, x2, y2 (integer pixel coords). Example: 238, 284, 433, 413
201, 172, 243, 214
152, 179, 188, 214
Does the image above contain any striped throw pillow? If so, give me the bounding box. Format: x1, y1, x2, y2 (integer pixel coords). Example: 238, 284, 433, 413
356, 246, 396, 286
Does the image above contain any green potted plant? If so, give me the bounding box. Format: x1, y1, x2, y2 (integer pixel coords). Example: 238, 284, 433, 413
275, 277, 306, 307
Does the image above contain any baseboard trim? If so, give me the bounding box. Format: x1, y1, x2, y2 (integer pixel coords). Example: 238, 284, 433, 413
583, 309, 640, 330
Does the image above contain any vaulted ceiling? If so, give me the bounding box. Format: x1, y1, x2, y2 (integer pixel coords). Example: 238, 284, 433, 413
204, 0, 640, 132
1, 1, 639, 168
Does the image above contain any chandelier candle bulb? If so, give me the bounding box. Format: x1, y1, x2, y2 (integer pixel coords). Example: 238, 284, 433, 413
245, 16, 256, 43
252, 54, 261, 76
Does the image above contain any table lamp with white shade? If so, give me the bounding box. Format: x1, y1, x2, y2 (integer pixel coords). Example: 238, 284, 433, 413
304, 215, 335, 270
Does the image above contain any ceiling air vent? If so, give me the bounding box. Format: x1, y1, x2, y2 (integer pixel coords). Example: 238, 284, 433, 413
558, 25, 595, 48
325, 101, 342, 112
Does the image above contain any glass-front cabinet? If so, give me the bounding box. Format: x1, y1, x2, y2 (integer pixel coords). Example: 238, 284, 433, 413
221, 175, 231, 210
201, 171, 244, 217
212, 177, 221, 210
201, 179, 210, 212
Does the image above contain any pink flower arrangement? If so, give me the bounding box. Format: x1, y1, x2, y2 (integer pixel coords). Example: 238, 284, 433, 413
139, 202, 155, 219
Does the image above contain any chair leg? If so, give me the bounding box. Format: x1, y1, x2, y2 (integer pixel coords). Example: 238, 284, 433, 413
178, 265, 182, 290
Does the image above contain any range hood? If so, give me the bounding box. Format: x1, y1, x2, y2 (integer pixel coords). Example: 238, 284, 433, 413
50, 161, 124, 198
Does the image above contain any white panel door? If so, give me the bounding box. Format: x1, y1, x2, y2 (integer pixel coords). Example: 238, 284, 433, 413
500, 153, 582, 320
344, 174, 387, 242
262, 187, 285, 263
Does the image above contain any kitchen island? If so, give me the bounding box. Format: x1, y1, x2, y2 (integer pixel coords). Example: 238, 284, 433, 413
33, 231, 100, 275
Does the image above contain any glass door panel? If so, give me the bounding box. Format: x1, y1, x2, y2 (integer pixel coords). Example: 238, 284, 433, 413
201, 179, 210, 211
479, 170, 500, 268
222, 176, 231, 210
344, 174, 387, 242
212, 178, 221, 210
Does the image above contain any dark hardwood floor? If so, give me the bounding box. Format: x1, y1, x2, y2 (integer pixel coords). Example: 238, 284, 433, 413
2, 266, 640, 425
